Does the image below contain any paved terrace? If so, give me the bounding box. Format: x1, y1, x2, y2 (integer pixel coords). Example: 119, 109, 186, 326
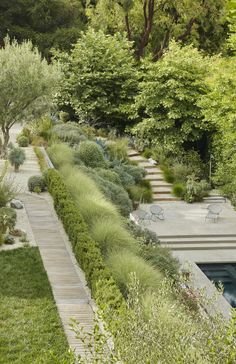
132, 200, 236, 318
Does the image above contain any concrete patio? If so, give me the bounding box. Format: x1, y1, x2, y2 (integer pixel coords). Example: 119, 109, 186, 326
131, 200, 236, 318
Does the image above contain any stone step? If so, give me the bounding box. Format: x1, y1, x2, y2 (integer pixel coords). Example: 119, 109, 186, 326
150, 180, 172, 187
203, 196, 227, 203
145, 175, 165, 181
128, 149, 140, 157
139, 161, 156, 168
160, 236, 236, 244
129, 155, 146, 163
144, 167, 162, 174
153, 195, 179, 201
152, 187, 172, 193
158, 233, 236, 239
167, 242, 236, 251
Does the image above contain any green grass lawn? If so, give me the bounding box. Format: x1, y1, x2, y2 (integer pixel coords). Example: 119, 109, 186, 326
0, 247, 72, 364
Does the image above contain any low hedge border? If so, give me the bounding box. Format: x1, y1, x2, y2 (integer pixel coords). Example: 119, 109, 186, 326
45, 169, 126, 332
34, 147, 48, 172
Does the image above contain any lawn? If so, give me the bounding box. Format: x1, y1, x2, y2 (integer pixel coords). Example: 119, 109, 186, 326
0, 247, 71, 364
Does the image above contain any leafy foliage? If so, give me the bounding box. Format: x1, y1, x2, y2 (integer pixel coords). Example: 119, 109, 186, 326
132, 42, 210, 154
8, 147, 26, 171
56, 28, 138, 129
0, 0, 86, 59
18, 135, 29, 147
28, 176, 46, 193
75, 140, 106, 168
45, 168, 126, 333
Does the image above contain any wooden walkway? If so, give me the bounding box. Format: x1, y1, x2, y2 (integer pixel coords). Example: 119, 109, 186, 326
21, 193, 94, 355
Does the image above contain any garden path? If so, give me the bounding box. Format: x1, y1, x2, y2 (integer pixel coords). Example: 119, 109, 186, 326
128, 149, 178, 201
6, 124, 95, 356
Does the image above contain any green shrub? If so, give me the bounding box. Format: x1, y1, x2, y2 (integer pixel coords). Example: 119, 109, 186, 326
0, 162, 17, 207
8, 147, 26, 172
142, 148, 152, 159
45, 169, 126, 332
60, 166, 121, 225
172, 163, 192, 183
140, 245, 180, 280
113, 165, 135, 186
28, 176, 46, 193
79, 166, 132, 216
18, 136, 29, 147
127, 221, 160, 245
172, 183, 186, 198
162, 165, 175, 183
76, 141, 106, 168
107, 250, 163, 297
122, 164, 146, 184
34, 147, 48, 171
96, 168, 122, 185
106, 138, 129, 161
0, 207, 17, 233
52, 122, 86, 145
47, 143, 74, 168
127, 185, 153, 203
30, 116, 52, 140
184, 176, 210, 203
4, 234, 15, 245
91, 219, 138, 257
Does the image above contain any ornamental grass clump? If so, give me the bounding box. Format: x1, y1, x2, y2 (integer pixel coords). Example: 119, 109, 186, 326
8, 147, 26, 172
47, 143, 74, 168
91, 219, 139, 256
107, 250, 164, 297
60, 166, 121, 225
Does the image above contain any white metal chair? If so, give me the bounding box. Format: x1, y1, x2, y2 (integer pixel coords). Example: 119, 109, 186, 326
150, 204, 165, 221
205, 204, 222, 222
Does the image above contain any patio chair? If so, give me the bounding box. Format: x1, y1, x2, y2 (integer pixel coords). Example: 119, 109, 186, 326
135, 209, 152, 225
205, 204, 222, 222
150, 204, 165, 221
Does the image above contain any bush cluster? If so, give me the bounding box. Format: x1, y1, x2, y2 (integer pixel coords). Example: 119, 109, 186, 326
45, 169, 126, 331
28, 175, 46, 193
18, 136, 29, 147
0, 207, 17, 234
75, 140, 106, 168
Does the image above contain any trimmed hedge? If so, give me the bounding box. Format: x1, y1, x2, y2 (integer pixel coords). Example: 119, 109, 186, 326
45, 169, 126, 330
34, 147, 48, 172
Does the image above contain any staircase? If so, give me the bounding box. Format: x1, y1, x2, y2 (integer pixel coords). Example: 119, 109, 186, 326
128, 149, 178, 202
158, 234, 236, 251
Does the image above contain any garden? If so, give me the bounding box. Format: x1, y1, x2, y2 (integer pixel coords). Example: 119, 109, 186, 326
1, 0, 236, 362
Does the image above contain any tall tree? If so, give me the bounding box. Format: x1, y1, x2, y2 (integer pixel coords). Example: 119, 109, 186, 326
56, 28, 138, 129
132, 42, 210, 154
0, 38, 61, 156
87, 0, 228, 60
0, 0, 86, 58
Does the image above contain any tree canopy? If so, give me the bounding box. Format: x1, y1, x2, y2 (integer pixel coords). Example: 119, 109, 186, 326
0, 0, 86, 58
87, 0, 228, 60
56, 28, 138, 129
0, 38, 61, 155
132, 42, 210, 154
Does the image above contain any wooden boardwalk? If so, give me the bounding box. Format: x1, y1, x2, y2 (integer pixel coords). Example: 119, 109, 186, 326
21, 193, 94, 355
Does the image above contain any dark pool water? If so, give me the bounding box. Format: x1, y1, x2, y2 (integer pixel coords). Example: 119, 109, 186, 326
198, 263, 236, 308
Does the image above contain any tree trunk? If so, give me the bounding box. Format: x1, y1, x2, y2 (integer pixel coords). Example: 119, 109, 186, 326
1, 128, 10, 158
14, 164, 19, 172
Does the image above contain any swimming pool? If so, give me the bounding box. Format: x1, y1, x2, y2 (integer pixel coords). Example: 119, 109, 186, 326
198, 263, 236, 307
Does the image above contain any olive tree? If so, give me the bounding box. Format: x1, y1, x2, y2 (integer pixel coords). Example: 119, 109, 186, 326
0, 37, 61, 156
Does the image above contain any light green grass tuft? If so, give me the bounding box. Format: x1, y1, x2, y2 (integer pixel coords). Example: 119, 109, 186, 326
107, 250, 164, 297
91, 218, 138, 256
